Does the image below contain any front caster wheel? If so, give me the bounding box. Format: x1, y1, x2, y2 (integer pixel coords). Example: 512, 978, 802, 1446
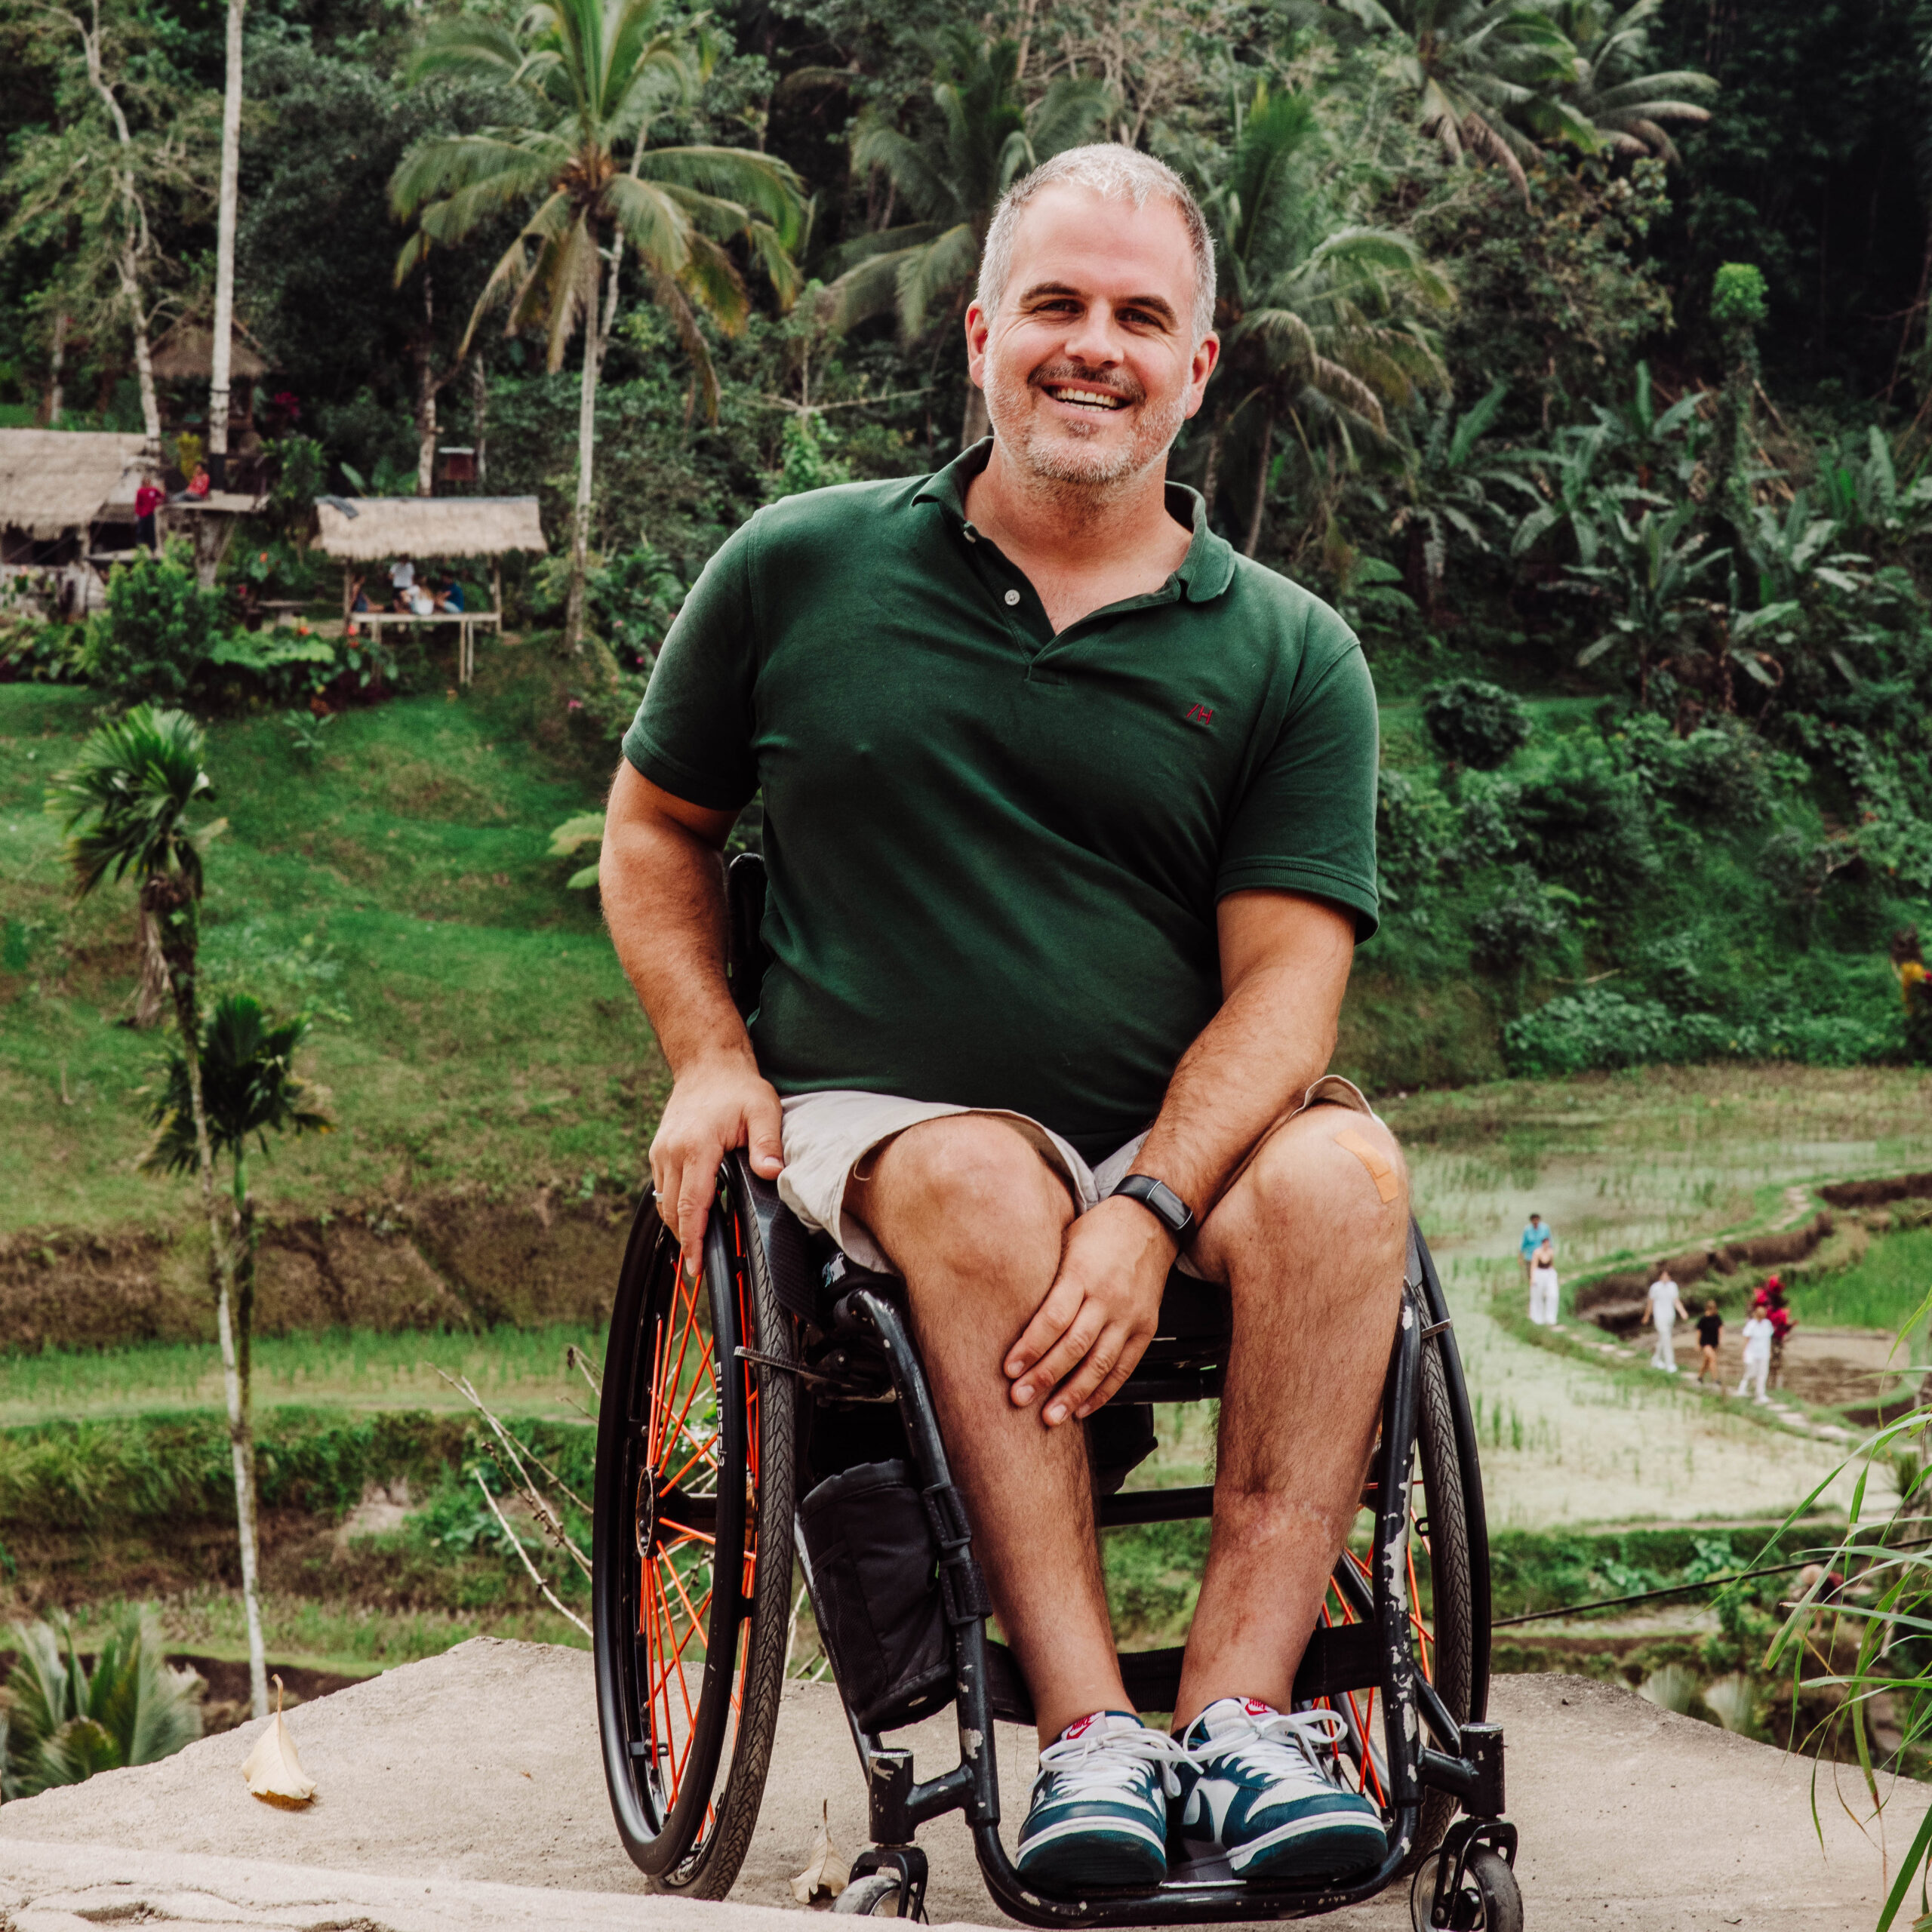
832, 1872, 906, 1917
1412, 1844, 1523, 1931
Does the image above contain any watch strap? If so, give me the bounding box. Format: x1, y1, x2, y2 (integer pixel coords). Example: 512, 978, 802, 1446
1115, 1173, 1197, 1247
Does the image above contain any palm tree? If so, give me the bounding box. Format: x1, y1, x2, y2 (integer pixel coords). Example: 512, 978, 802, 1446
142, 994, 334, 1672
1195, 85, 1454, 555
820, 27, 1109, 446
1, 1608, 202, 1799
391, 0, 804, 651
43, 709, 273, 1719
1540, 0, 1715, 162
1330, 0, 1589, 195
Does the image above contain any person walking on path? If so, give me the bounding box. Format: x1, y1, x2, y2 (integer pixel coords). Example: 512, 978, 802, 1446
1528, 1238, 1560, 1326
1737, 1308, 1774, 1402
1647, 1266, 1688, 1372
1696, 1299, 1723, 1385
1761, 1275, 1795, 1390
1520, 1213, 1553, 1286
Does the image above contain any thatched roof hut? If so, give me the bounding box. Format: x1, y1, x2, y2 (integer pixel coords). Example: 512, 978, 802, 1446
313, 497, 546, 563
0, 429, 151, 543
149, 321, 272, 382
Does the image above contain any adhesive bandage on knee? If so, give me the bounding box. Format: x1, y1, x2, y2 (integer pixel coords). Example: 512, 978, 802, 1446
1334, 1126, 1401, 1204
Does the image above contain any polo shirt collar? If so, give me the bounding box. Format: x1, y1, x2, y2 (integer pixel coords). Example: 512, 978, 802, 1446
914, 437, 1236, 605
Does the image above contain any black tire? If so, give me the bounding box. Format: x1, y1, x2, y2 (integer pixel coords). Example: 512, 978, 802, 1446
1327, 1270, 1478, 1873
1411, 1314, 1475, 1866
832, 1872, 906, 1917
1409, 1846, 1523, 1931
593, 1155, 797, 1897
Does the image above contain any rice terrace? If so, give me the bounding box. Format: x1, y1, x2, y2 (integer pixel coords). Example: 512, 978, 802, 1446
3, 0, 1932, 1927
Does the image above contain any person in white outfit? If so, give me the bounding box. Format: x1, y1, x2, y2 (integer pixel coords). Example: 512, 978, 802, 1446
1647, 1267, 1687, 1371
1737, 1311, 1774, 1401
1528, 1239, 1561, 1325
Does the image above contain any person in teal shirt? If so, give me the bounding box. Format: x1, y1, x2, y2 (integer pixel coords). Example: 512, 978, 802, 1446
1519, 1213, 1554, 1283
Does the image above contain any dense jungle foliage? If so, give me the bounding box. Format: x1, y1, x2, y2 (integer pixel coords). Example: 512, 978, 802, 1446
6, 0, 1932, 1083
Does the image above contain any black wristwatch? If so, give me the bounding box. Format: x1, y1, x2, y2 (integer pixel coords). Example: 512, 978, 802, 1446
1115, 1173, 1196, 1247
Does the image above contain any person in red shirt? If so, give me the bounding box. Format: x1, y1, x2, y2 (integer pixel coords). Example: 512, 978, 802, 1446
134, 475, 165, 551
1760, 1274, 1795, 1390
185, 463, 211, 500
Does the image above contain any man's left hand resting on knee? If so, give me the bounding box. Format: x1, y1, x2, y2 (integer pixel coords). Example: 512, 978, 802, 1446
600, 141, 1407, 1891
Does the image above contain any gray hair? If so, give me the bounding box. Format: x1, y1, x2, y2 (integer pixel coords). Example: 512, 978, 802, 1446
975, 144, 1217, 344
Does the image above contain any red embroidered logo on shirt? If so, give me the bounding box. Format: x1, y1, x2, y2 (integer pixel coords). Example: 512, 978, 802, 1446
1185, 703, 1214, 725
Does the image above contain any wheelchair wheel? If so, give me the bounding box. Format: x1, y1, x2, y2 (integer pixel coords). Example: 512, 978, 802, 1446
1321, 1292, 1475, 1868
592, 1155, 797, 1896
1411, 1847, 1523, 1931
832, 1873, 906, 1917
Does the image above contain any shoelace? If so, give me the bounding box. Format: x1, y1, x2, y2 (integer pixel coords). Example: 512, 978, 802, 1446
1038, 1723, 1194, 1801
1198, 1706, 1352, 1793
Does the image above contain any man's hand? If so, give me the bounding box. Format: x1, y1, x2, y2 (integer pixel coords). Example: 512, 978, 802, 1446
1004, 1195, 1174, 1426
649, 1053, 785, 1263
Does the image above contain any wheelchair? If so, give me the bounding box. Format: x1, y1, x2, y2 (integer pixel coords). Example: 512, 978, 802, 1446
592, 856, 1524, 1931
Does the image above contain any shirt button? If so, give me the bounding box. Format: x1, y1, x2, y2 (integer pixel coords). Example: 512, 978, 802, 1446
963, 528, 977, 543
1003, 589, 1020, 607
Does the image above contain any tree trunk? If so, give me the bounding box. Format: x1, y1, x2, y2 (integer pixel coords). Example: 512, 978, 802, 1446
563, 252, 611, 654
44, 309, 67, 425
134, 902, 167, 1029
1243, 401, 1277, 558
75, 6, 162, 445
1199, 418, 1226, 527
471, 352, 488, 488
147, 870, 266, 1719
960, 383, 989, 450
207, 0, 247, 488
231, 1166, 264, 1712
414, 269, 438, 496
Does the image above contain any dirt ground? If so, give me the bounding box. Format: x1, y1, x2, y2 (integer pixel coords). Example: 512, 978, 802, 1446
3, 1638, 1920, 1932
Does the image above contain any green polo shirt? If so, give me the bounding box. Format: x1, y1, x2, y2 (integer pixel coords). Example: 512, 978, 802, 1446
623, 441, 1379, 1161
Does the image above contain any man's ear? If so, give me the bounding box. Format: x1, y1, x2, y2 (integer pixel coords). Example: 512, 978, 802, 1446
964, 301, 991, 391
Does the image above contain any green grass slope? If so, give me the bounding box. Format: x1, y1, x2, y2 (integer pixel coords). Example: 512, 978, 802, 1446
0, 663, 660, 1237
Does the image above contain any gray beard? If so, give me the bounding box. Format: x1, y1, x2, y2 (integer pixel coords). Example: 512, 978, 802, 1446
983, 364, 1188, 494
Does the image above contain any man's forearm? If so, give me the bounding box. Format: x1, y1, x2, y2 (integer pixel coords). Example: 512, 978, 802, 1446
599, 799, 747, 1075
1132, 959, 1339, 1223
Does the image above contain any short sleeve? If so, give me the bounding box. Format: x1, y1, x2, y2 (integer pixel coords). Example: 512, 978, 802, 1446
1216, 612, 1380, 939
622, 516, 762, 811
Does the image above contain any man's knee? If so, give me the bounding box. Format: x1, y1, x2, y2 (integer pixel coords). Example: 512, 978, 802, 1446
863, 1114, 1073, 1281
1208, 1108, 1409, 1261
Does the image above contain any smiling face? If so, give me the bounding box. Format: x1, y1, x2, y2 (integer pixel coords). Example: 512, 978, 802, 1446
966, 186, 1217, 491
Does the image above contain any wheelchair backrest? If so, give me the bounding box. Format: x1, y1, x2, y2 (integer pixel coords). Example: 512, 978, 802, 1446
727, 851, 770, 1023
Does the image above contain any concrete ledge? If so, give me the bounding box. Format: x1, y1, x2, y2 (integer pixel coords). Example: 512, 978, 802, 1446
1, 1638, 1923, 1930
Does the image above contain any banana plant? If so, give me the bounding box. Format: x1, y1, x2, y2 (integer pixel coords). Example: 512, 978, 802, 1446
1567, 502, 1727, 703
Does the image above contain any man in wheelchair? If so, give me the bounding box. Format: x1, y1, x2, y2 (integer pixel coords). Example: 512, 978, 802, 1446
600, 143, 1407, 1893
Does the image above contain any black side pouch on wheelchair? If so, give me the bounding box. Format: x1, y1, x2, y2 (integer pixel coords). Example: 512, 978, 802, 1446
796, 1459, 954, 1733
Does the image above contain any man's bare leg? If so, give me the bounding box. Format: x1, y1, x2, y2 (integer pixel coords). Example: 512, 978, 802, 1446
1172, 1106, 1408, 1727
845, 1115, 1130, 1747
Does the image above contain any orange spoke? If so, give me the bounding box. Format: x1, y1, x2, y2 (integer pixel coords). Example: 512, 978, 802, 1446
658, 1520, 717, 1546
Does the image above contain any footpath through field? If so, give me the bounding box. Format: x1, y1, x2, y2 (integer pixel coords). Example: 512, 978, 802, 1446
1389, 1065, 1932, 1530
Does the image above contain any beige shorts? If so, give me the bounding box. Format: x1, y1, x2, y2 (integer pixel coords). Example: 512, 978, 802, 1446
776, 1075, 1376, 1278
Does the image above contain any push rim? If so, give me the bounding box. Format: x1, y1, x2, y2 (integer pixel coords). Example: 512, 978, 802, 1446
601, 1191, 759, 1880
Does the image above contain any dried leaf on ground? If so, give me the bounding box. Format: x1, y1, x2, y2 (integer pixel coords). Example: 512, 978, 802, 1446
242, 1676, 316, 1807
790, 1798, 848, 1903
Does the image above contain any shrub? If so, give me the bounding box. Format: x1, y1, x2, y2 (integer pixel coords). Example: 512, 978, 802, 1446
1513, 740, 1659, 910
79, 544, 223, 703
1422, 678, 1531, 770
2, 1606, 201, 1798
1472, 864, 1572, 974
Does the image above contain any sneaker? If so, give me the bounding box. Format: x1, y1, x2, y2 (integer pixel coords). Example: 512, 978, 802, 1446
1016, 1712, 1188, 1888
1173, 1698, 1387, 1881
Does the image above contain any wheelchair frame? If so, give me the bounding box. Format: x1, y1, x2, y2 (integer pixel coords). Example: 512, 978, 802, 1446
592, 854, 1523, 1927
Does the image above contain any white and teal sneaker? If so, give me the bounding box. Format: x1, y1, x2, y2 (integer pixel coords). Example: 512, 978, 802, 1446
1172, 1699, 1387, 1881
1015, 1712, 1189, 1888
